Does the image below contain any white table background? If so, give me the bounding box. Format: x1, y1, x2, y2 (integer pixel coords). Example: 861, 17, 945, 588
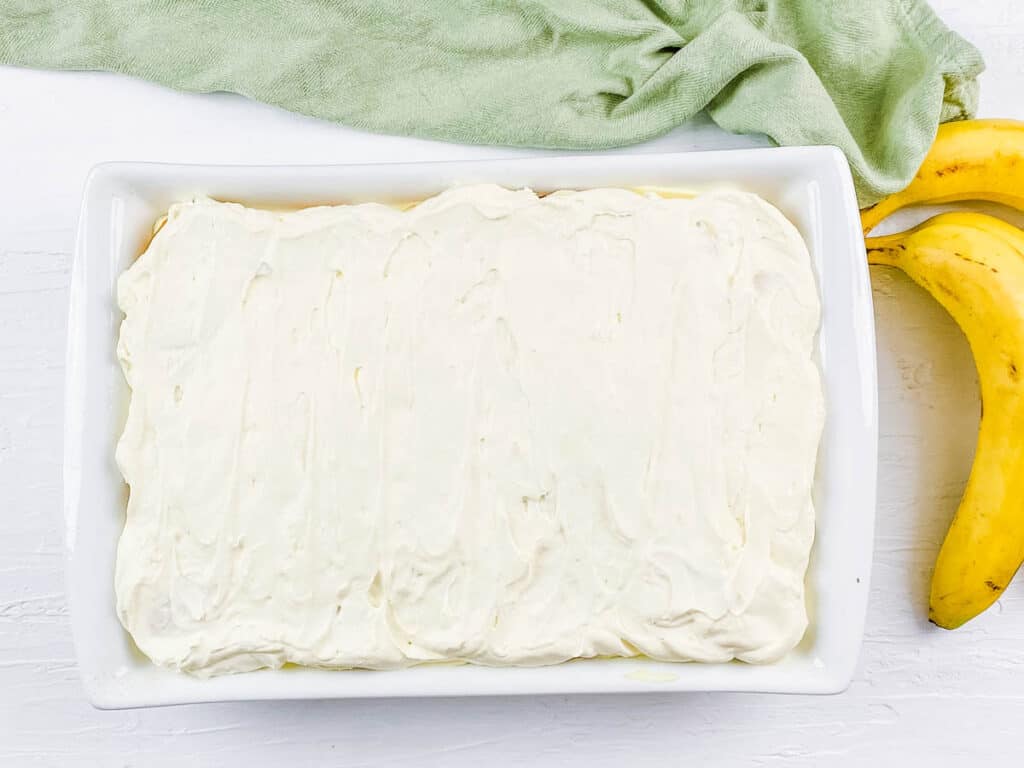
2, 2, 1022, 765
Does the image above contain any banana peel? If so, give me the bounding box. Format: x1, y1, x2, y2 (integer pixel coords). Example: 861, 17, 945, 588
862, 119, 1024, 235
868, 213, 1024, 629
862, 118, 1024, 629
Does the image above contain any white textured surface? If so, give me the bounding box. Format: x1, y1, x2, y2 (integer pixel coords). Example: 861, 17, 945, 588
0, 1, 1021, 763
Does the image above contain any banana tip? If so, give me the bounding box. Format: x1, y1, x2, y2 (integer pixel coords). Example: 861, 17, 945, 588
928, 611, 965, 631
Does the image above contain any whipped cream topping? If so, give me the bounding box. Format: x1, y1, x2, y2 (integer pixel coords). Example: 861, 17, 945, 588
115, 185, 823, 676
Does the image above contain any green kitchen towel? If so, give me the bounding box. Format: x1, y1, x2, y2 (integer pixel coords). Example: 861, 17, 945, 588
0, 0, 983, 205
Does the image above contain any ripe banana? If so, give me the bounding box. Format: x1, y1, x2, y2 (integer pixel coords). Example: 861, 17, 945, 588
866, 212, 1024, 628
861, 119, 1024, 234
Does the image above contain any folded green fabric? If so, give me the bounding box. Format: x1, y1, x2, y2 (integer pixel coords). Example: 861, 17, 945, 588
1, 0, 983, 205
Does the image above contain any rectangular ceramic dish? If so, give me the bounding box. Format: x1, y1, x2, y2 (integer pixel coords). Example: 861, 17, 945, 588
65, 148, 877, 708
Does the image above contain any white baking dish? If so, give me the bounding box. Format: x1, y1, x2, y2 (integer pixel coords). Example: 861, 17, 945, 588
65, 149, 876, 708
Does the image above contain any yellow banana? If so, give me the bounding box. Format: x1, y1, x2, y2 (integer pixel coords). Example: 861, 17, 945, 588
861, 119, 1024, 234
866, 212, 1024, 628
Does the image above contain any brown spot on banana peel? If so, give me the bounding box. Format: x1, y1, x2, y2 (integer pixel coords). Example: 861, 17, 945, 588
954, 251, 984, 267
951, 251, 999, 273
932, 160, 974, 178
985, 580, 1004, 592
866, 244, 905, 267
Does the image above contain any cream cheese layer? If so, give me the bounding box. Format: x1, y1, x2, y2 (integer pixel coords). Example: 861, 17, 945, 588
114, 186, 823, 676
